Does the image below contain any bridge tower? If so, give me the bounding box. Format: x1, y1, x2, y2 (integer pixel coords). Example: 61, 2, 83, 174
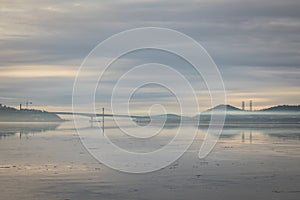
249, 100, 253, 111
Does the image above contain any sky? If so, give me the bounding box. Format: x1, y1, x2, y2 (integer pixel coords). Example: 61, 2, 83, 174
0, 0, 300, 114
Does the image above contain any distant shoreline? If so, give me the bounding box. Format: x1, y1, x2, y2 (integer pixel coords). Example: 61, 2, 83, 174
0, 104, 64, 122
1, 103, 299, 122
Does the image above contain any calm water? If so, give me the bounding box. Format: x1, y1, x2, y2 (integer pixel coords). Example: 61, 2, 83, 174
0, 120, 300, 200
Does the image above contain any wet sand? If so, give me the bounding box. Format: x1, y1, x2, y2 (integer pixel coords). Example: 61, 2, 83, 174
0, 121, 300, 200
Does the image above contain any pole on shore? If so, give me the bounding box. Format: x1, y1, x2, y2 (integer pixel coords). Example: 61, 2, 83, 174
90, 116, 94, 128
102, 107, 105, 133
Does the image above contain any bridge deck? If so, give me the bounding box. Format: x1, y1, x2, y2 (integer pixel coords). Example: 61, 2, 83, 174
50, 112, 145, 119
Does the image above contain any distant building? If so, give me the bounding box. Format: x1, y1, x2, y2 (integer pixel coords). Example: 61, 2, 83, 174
249, 100, 253, 111
242, 101, 245, 110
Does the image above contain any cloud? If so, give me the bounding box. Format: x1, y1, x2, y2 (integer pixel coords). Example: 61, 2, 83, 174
0, 65, 80, 78
0, 0, 299, 112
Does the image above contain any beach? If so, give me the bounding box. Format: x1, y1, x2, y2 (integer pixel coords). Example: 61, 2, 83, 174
0, 121, 300, 200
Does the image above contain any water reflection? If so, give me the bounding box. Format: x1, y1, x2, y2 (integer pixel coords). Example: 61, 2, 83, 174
267, 132, 300, 140
0, 120, 299, 143
197, 124, 300, 144
0, 123, 61, 139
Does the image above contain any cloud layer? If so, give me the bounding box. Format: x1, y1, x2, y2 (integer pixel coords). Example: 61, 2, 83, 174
1, 0, 299, 112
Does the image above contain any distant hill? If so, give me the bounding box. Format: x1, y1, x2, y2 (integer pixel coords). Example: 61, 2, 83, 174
260, 105, 300, 112
195, 104, 300, 125
152, 113, 182, 119
202, 104, 300, 114
0, 104, 63, 122
132, 113, 192, 125
206, 104, 241, 112
140, 113, 191, 120
151, 113, 191, 120
131, 104, 300, 126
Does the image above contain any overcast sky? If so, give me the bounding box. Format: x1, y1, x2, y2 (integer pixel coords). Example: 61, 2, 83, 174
1, 0, 299, 114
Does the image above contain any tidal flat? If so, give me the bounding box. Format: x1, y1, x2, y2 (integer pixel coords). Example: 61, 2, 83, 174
0, 120, 299, 200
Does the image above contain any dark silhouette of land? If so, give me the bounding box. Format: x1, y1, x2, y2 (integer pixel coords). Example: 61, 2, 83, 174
203, 104, 300, 113
0, 103, 299, 123
135, 104, 300, 126
197, 104, 300, 125
260, 105, 300, 112
0, 104, 62, 122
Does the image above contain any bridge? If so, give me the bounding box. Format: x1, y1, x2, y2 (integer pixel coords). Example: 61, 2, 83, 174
50, 109, 147, 131
50, 110, 146, 121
